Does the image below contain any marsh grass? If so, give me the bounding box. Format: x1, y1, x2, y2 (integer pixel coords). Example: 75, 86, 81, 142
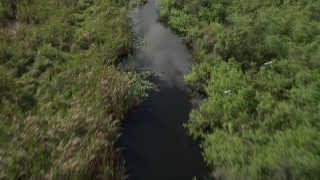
0, 0, 152, 179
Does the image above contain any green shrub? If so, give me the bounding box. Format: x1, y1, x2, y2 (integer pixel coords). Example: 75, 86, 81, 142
159, 0, 320, 179
249, 126, 320, 179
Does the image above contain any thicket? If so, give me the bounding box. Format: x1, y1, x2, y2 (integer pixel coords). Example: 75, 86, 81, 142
159, 0, 320, 179
0, 0, 152, 179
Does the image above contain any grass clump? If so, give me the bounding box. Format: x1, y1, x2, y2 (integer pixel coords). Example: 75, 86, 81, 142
0, 0, 16, 26
0, 0, 152, 179
158, 0, 320, 179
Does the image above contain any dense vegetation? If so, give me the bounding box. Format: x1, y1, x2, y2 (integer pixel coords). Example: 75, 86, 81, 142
159, 0, 320, 179
0, 0, 152, 178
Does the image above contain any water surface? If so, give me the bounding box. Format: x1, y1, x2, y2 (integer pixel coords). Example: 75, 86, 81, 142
118, 0, 206, 179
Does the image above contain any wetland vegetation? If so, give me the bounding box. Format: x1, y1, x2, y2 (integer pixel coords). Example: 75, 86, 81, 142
159, 0, 320, 179
1, 0, 320, 179
0, 0, 152, 178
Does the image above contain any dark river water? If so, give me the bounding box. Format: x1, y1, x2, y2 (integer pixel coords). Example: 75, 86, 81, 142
117, 0, 207, 179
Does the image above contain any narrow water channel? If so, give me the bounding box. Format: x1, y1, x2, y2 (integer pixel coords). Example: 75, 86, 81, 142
118, 0, 206, 179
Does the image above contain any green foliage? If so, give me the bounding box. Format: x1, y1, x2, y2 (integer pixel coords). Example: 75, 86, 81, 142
0, 0, 152, 179
159, 0, 320, 179
202, 131, 249, 178
168, 9, 194, 35
249, 126, 320, 179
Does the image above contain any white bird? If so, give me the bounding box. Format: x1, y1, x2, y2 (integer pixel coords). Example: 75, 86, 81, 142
264, 61, 274, 66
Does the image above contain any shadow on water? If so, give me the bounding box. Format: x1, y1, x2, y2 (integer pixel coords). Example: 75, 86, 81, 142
117, 0, 207, 179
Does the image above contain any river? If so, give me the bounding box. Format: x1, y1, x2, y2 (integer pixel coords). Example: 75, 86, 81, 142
117, 0, 207, 179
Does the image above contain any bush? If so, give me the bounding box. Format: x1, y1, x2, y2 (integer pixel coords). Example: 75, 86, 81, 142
249, 126, 320, 179
159, 0, 320, 179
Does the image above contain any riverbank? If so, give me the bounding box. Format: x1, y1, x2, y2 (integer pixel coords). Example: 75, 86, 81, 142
158, 0, 320, 179
0, 0, 152, 178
